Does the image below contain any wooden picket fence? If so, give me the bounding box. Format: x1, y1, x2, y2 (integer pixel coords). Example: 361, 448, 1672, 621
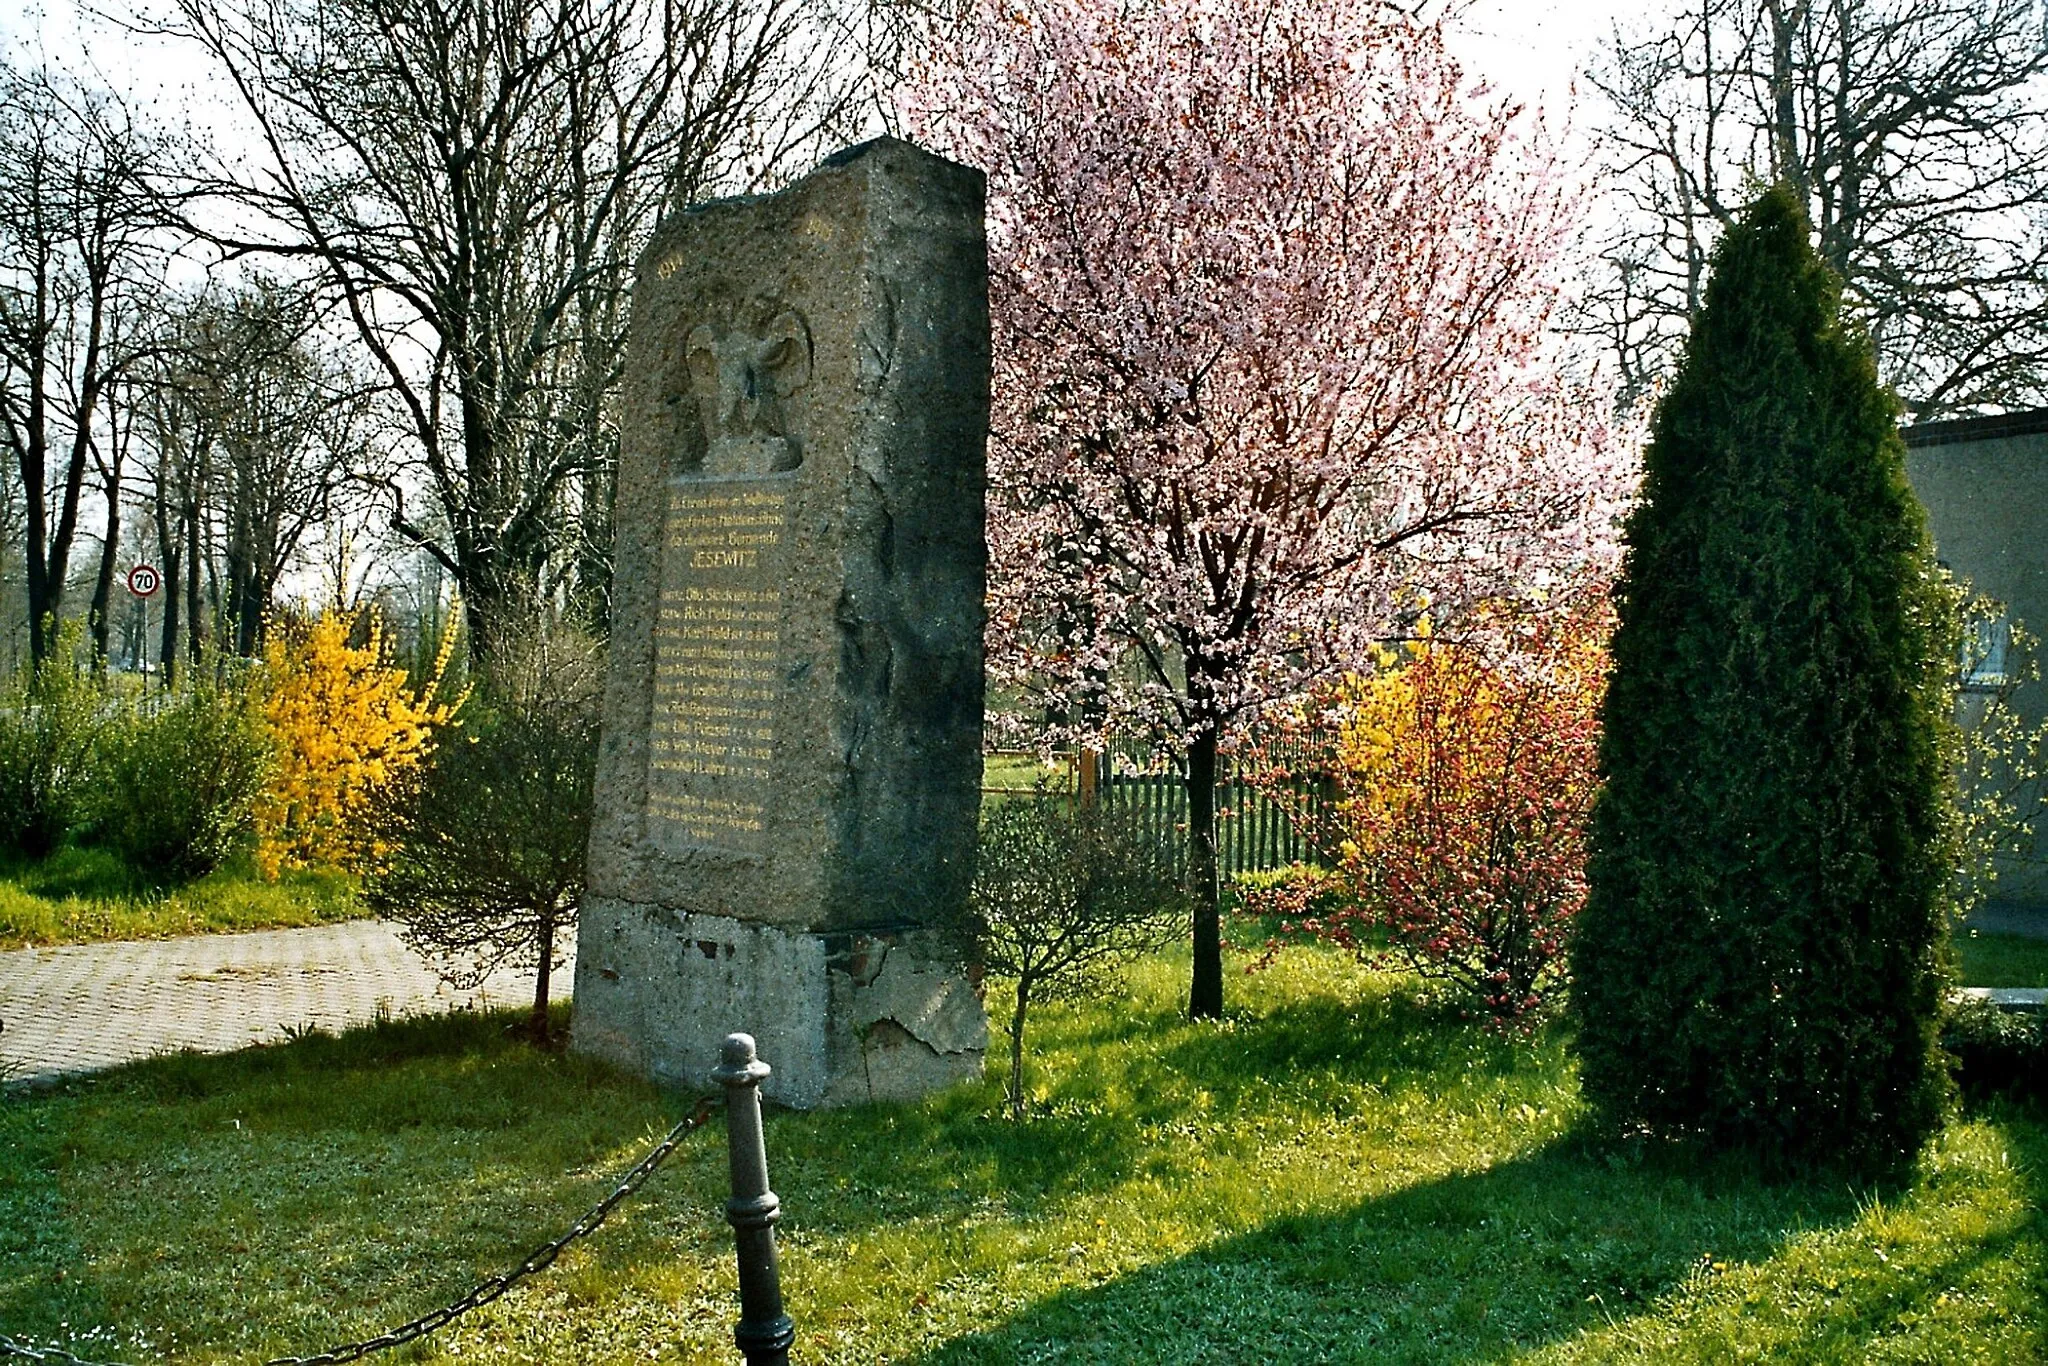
983, 734, 1337, 876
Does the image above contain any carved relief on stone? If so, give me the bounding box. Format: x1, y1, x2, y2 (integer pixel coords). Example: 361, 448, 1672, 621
683, 298, 813, 476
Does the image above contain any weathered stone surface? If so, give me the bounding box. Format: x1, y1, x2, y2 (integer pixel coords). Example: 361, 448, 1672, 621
572, 902, 987, 1108
572, 138, 989, 1106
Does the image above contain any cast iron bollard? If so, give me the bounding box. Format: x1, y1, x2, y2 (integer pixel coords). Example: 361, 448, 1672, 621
713, 1033, 795, 1365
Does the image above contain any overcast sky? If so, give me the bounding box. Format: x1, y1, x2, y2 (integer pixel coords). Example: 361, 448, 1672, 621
1451, 0, 1643, 114
1, 0, 1651, 138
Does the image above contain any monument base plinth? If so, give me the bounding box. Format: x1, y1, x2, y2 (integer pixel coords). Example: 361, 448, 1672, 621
570, 899, 986, 1108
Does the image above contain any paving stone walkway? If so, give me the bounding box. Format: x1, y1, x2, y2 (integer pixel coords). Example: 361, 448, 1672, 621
0, 920, 572, 1086
1954, 986, 2048, 1012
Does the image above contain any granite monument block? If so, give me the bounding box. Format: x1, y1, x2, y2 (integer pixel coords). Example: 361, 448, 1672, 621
571, 138, 990, 1108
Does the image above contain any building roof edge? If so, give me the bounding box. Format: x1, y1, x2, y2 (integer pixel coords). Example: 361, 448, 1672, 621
1903, 406, 2048, 448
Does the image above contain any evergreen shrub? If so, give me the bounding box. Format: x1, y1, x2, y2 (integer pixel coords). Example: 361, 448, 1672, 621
1570, 186, 1957, 1173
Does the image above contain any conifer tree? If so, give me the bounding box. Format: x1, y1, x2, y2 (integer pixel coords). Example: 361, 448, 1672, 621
1571, 186, 1957, 1173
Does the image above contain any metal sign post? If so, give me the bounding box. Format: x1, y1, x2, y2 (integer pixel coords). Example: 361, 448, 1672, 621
126, 565, 161, 681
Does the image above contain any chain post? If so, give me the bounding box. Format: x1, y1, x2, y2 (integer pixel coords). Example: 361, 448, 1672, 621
711, 1033, 794, 1366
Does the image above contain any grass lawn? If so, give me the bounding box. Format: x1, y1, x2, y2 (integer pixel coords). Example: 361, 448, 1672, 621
1954, 930, 2048, 989
981, 752, 1072, 794
0, 847, 362, 950
2, 947, 2041, 1364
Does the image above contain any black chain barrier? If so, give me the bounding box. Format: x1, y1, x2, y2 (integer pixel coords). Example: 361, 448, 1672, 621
0, 1096, 719, 1366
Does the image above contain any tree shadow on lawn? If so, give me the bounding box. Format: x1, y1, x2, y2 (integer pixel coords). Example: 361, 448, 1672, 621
1172, 986, 1522, 1081
905, 1116, 2047, 1366
0, 1008, 695, 1347
9, 996, 2042, 1362
770, 974, 1560, 1237
0, 1005, 1146, 1348
768, 1095, 1146, 1234
755, 977, 1477, 1239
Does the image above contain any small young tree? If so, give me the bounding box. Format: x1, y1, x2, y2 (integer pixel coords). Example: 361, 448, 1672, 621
973, 792, 1187, 1120
1572, 186, 1958, 1173
363, 697, 599, 1043
363, 621, 602, 1042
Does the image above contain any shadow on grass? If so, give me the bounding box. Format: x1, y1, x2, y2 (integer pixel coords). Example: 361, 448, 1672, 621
80, 1002, 605, 1110
11, 979, 2040, 1363
0, 1004, 707, 1355
1165, 988, 1526, 1089
764, 974, 1513, 1241
902, 1118, 2044, 1366
768, 1095, 1146, 1235
0, 844, 166, 899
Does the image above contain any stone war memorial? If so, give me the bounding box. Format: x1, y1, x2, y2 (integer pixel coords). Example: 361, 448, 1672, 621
572, 138, 991, 1107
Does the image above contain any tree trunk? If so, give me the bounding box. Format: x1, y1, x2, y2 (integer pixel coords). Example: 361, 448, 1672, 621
21, 312, 54, 668
90, 367, 129, 668
1187, 724, 1223, 1020
1007, 977, 1031, 1121
1765, 0, 1807, 196
89, 467, 120, 667
226, 505, 254, 657
573, 456, 615, 635
531, 906, 556, 1043
185, 498, 205, 667
157, 498, 181, 690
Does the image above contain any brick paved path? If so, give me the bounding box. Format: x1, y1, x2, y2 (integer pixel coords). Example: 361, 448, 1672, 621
0, 921, 572, 1086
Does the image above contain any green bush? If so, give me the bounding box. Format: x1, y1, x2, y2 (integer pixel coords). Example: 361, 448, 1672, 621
1571, 186, 1957, 1174
363, 696, 598, 1042
0, 642, 107, 858
974, 792, 1188, 1119
1943, 999, 2047, 1105
93, 684, 272, 879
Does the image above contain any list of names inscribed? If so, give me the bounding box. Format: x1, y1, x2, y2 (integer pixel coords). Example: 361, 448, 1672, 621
648, 477, 796, 852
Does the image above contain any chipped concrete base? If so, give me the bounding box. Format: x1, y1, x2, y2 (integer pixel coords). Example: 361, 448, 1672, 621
570, 898, 986, 1108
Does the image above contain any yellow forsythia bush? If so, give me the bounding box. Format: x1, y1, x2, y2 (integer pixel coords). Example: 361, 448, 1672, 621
254, 610, 462, 877
1305, 603, 1610, 1029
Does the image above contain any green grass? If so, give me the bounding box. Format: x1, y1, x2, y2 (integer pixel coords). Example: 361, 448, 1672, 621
2, 947, 2041, 1363
0, 847, 363, 949
1955, 930, 2048, 988
981, 752, 1073, 794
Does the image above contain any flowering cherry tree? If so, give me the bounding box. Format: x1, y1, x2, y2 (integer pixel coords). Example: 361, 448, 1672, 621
907, 0, 1630, 1017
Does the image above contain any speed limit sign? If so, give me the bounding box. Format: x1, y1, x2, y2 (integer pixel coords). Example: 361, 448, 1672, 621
126, 564, 162, 598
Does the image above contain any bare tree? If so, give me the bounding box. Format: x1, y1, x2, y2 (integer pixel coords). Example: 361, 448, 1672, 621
133, 280, 371, 668
1579, 0, 2048, 417
365, 624, 606, 1044
140, 334, 207, 680
0, 63, 164, 665
84, 334, 141, 665
0, 452, 25, 671
157, 0, 859, 663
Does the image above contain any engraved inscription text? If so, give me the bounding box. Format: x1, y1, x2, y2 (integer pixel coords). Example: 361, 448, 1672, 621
649, 478, 794, 852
